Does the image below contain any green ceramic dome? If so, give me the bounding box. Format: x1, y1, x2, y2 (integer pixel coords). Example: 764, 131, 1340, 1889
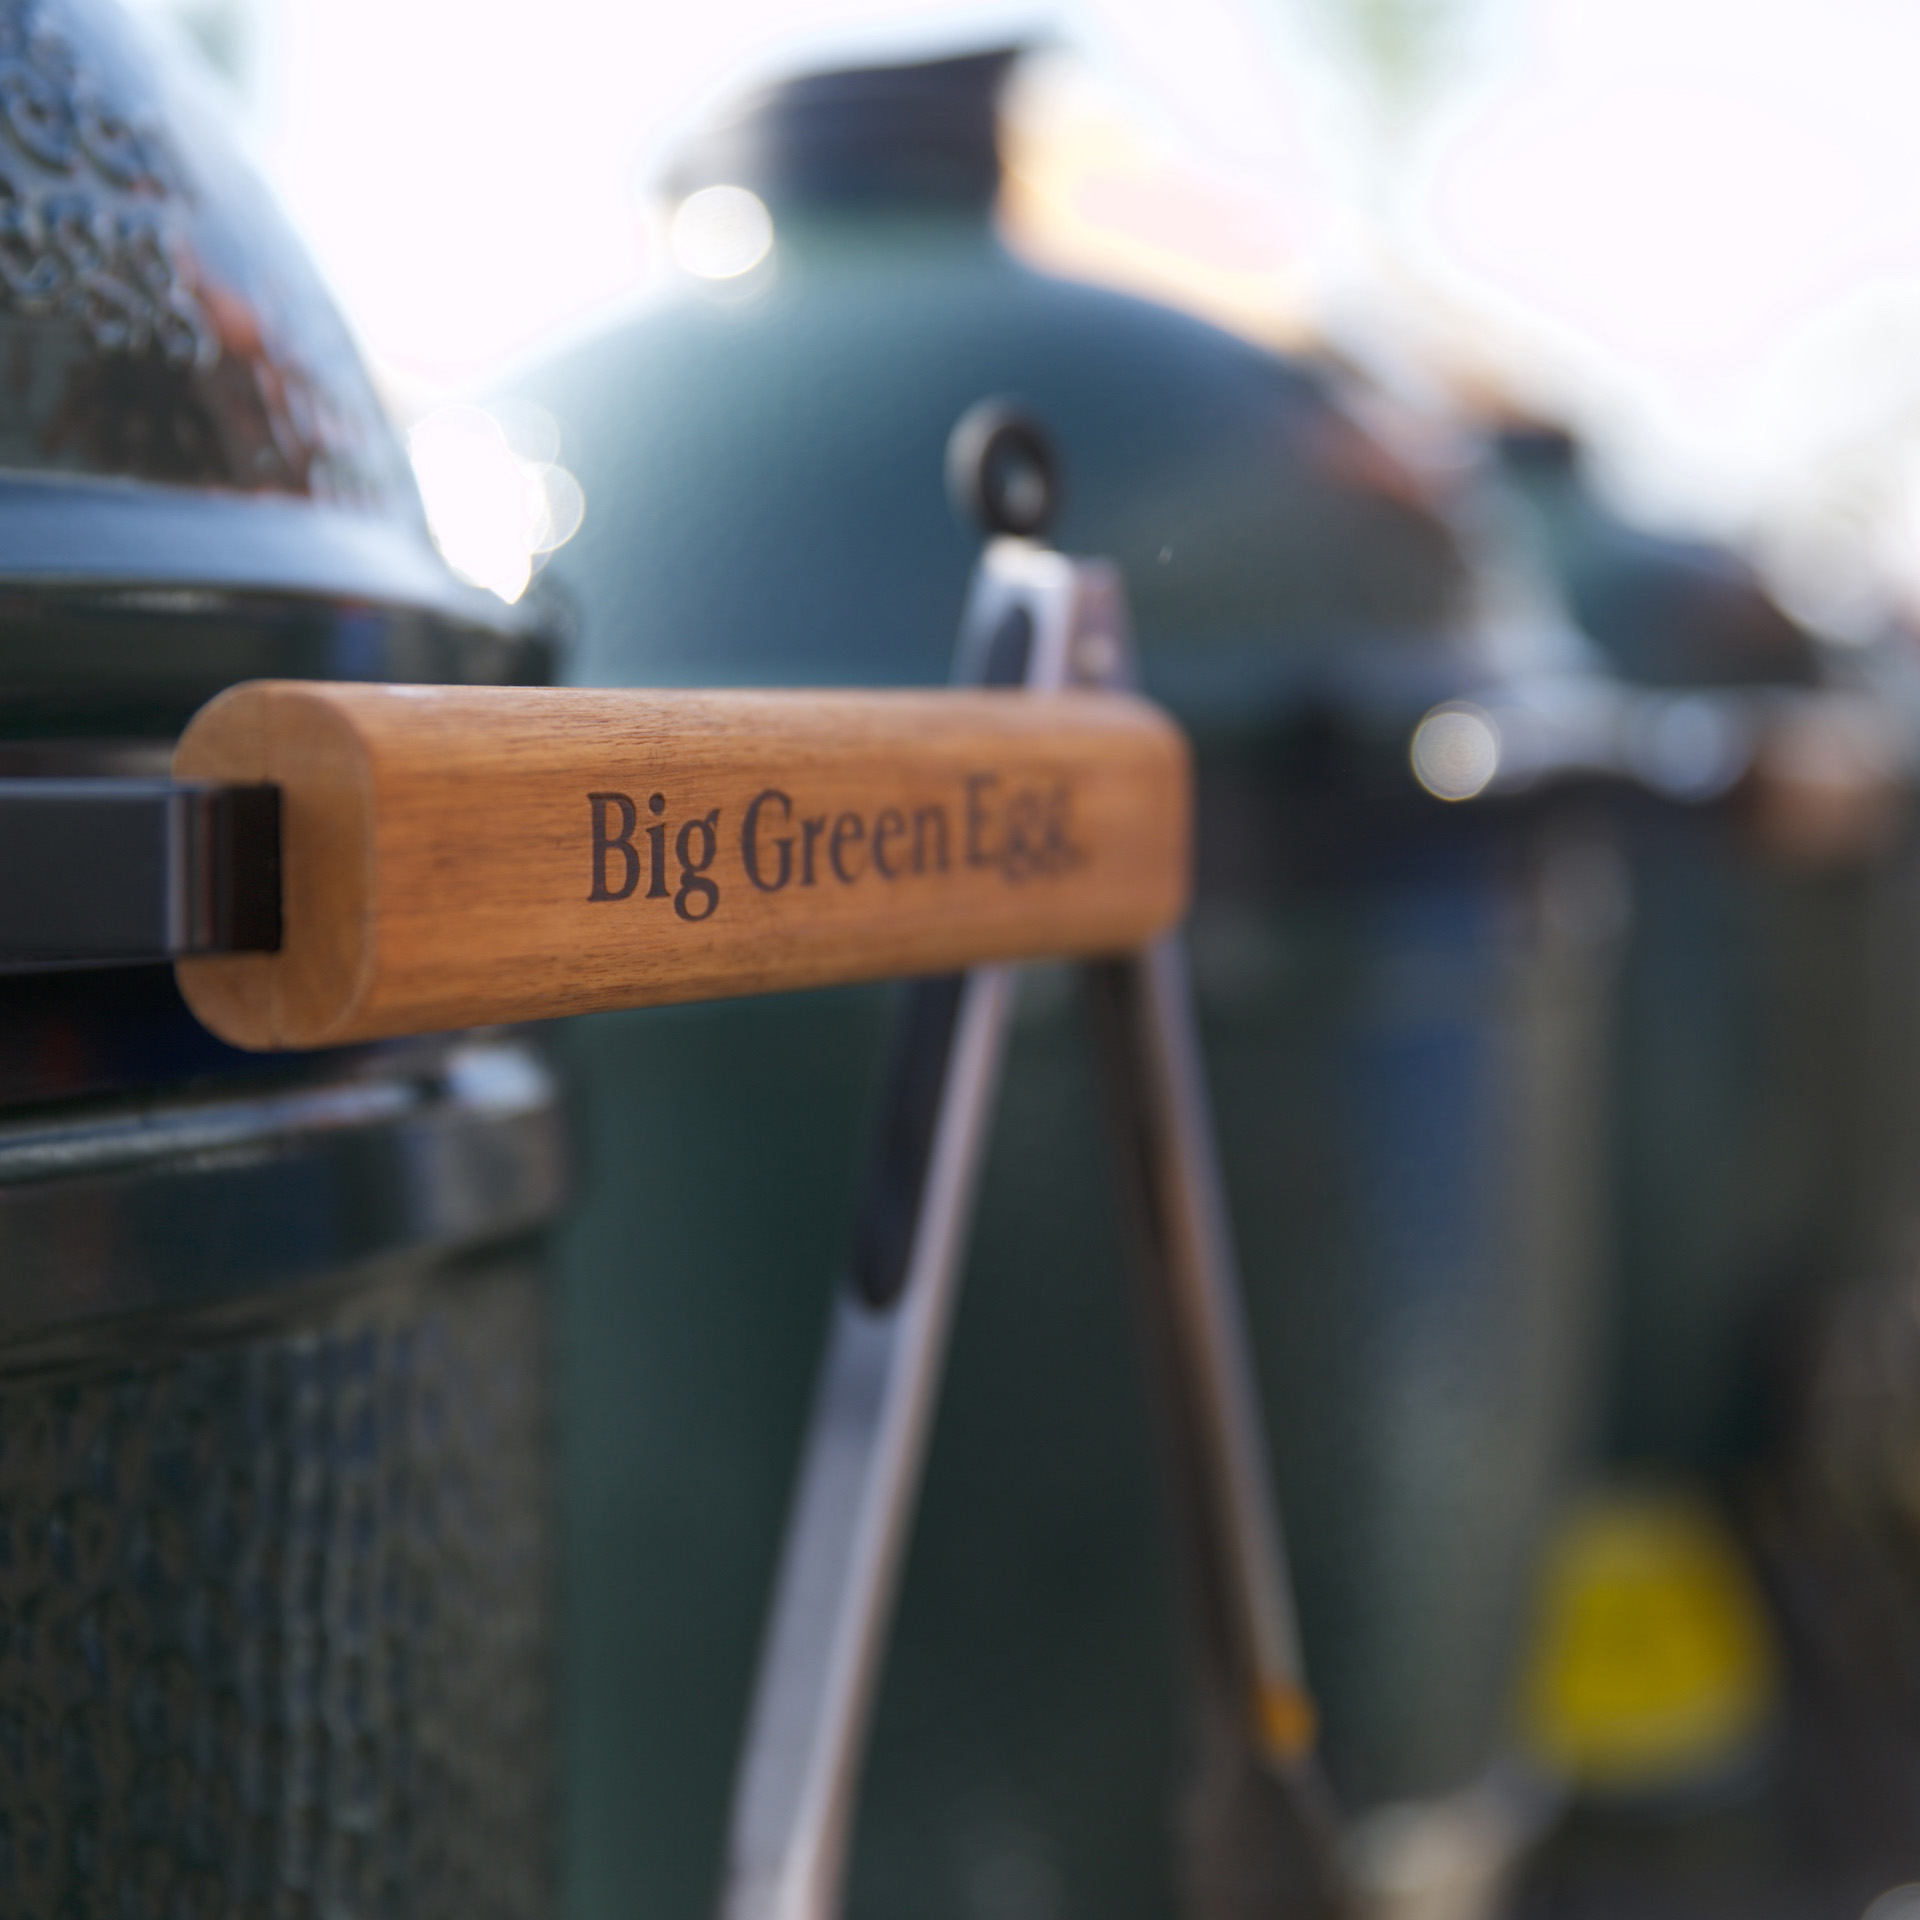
517, 47, 1607, 1920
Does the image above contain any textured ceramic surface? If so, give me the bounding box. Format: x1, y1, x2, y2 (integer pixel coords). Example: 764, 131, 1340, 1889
0, 1255, 553, 1920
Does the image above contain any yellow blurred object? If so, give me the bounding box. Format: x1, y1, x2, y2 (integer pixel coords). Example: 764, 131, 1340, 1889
1255, 1680, 1318, 1763
1519, 1489, 1781, 1795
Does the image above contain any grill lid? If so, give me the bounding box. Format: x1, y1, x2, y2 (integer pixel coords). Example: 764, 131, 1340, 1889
0, 0, 484, 620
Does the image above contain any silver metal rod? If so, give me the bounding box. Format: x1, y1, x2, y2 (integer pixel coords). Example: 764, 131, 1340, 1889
1082, 941, 1350, 1916
1133, 930, 1315, 1759
719, 964, 1017, 1920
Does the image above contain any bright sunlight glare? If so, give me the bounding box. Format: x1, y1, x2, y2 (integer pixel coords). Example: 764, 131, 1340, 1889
407, 404, 585, 605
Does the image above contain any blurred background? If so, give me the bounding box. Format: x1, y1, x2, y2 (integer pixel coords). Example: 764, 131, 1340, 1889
117, 0, 1920, 632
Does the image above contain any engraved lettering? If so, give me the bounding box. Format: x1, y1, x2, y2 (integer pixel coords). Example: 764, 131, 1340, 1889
596, 768, 1084, 924
674, 810, 721, 921
912, 805, 949, 874
829, 811, 866, 883
1002, 787, 1040, 883
742, 788, 793, 892
997, 779, 1083, 881
1044, 781, 1083, 873
871, 807, 906, 879
588, 792, 639, 901
965, 773, 999, 870
646, 791, 669, 899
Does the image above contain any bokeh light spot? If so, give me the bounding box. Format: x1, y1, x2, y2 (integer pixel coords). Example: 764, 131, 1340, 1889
671, 184, 774, 280
1411, 705, 1502, 801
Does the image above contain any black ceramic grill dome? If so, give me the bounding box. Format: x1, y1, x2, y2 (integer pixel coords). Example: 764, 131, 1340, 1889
0, 5, 563, 1916
0, 0, 411, 554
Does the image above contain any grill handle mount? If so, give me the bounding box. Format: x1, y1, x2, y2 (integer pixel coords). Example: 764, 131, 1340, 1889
0, 777, 279, 970
0, 675, 1190, 1048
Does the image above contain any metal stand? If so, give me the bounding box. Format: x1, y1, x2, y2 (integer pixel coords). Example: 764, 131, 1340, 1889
719, 538, 1351, 1920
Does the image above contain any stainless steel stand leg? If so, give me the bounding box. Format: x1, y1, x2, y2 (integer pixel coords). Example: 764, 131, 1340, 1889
719, 965, 1017, 1920
1082, 938, 1351, 1919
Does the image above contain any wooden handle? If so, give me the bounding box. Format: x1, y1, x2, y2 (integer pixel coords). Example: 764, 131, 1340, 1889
173, 681, 1191, 1051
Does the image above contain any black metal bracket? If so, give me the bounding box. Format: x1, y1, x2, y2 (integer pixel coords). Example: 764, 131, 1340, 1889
0, 780, 281, 966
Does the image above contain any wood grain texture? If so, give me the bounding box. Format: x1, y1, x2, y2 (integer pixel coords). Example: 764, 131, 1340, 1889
174, 681, 1191, 1051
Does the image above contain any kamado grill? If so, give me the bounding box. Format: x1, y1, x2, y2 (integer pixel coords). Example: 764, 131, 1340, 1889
0, 2, 564, 1914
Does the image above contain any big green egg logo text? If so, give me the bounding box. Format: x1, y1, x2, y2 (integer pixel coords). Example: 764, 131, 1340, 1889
587, 778, 1083, 922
